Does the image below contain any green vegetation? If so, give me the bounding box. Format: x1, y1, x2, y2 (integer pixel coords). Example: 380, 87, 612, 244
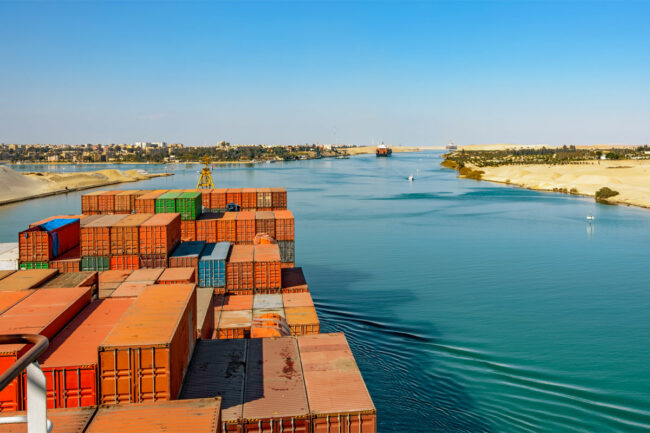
458, 166, 484, 180
595, 187, 620, 204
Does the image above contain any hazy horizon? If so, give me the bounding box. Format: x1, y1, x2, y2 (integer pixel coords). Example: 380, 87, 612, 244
1, 1, 649, 147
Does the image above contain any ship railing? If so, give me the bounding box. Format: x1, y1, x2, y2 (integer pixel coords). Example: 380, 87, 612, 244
0, 334, 51, 433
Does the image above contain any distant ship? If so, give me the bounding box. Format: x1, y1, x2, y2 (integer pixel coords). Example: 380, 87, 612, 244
446, 141, 458, 151
376, 143, 392, 157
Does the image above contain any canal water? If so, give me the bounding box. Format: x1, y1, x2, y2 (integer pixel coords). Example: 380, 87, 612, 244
3, 152, 650, 432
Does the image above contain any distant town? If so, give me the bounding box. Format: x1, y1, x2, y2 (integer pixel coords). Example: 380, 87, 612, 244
0, 141, 355, 164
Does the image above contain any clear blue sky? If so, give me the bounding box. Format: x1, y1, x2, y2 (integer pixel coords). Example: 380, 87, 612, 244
1, 0, 649, 146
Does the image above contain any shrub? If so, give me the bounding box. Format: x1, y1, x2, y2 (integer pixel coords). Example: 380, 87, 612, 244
595, 187, 619, 204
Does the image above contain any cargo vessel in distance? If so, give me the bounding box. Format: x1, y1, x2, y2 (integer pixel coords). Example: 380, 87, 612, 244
376, 143, 392, 157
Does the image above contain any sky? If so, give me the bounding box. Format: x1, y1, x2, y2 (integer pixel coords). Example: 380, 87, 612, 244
1, 0, 649, 147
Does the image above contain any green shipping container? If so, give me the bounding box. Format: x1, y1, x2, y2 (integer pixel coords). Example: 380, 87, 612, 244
176, 191, 202, 221
81, 256, 110, 271
19, 262, 49, 270
156, 191, 182, 213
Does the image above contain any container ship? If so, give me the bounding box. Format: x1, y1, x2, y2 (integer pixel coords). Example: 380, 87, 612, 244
0, 188, 376, 433
376, 143, 392, 157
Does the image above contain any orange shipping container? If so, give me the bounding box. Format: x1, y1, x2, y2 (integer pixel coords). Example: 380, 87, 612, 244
255, 211, 275, 239
158, 267, 195, 285
274, 210, 295, 241
210, 188, 227, 210
139, 254, 168, 269
114, 190, 146, 213
0, 272, 13, 281
135, 190, 167, 214
256, 188, 272, 210
126, 268, 164, 283
139, 213, 181, 255
226, 245, 254, 292
271, 187, 287, 209
0, 291, 34, 315
215, 309, 252, 339
37, 298, 134, 409
200, 189, 213, 209
0, 287, 92, 411
109, 282, 148, 298
196, 287, 214, 339
298, 333, 377, 433
222, 294, 253, 311
109, 255, 139, 271
217, 213, 237, 243
49, 245, 81, 273
285, 306, 320, 336
81, 191, 106, 214
226, 188, 242, 207
84, 398, 221, 433
98, 284, 197, 404
282, 292, 314, 309
241, 188, 257, 210
40, 272, 97, 292
80, 215, 126, 257
196, 213, 219, 243
98, 191, 120, 214
253, 244, 281, 290
0, 269, 58, 292
235, 211, 255, 243
110, 214, 152, 255
181, 220, 196, 242
0, 406, 96, 433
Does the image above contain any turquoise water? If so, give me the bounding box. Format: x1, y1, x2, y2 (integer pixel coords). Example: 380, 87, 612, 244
4, 152, 650, 432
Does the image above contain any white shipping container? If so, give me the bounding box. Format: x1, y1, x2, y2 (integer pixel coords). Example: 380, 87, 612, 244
0, 243, 19, 270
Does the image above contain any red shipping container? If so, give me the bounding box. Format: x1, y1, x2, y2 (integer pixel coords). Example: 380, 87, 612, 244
274, 210, 295, 241
253, 244, 281, 290
256, 188, 272, 210
217, 213, 237, 243
226, 188, 242, 207
255, 211, 276, 239
139, 254, 168, 269
81, 215, 126, 257
281, 267, 309, 293
226, 245, 254, 291
139, 213, 181, 255
241, 188, 257, 210
196, 213, 219, 243
271, 187, 287, 210
37, 298, 134, 409
98, 191, 120, 214
19, 218, 80, 262
210, 189, 227, 210
157, 267, 195, 285
109, 255, 140, 271
110, 214, 152, 255
181, 220, 196, 242
0, 287, 92, 411
235, 211, 255, 244
49, 245, 81, 273
135, 190, 167, 214
200, 189, 213, 209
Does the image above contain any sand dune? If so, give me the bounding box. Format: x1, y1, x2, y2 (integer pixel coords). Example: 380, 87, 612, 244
472, 160, 650, 208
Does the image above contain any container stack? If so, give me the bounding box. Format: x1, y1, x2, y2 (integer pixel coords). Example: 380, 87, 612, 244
18, 217, 80, 269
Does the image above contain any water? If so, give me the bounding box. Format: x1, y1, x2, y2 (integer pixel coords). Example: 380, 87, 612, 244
3, 152, 650, 432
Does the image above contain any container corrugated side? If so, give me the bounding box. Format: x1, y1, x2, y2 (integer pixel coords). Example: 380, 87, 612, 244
210, 189, 227, 210
216, 310, 252, 339
242, 337, 309, 432
0, 287, 92, 411
98, 284, 197, 404
84, 398, 221, 433
49, 245, 81, 273
181, 220, 196, 242
254, 211, 276, 239
241, 188, 257, 210
270, 187, 287, 210
274, 210, 295, 241
176, 192, 202, 221
253, 244, 281, 291
217, 213, 237, 243
298, 333, 376, 433
135, 190, 168, 214
256, 188, 272, 210
37, 298, 134, 409
285, 306, 320, 336
235, 212, 255, 244
139, 213, 181, 255
226, 245, 254, 292
81, 215, 127, 257
196, 213, 220, 243
110, 214, 153, 255
198, 242, 230, 288
155, 191, 182, 214
226, 188, 242, 208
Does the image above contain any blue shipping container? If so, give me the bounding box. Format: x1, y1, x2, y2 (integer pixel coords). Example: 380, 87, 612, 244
198, 242, 231, 288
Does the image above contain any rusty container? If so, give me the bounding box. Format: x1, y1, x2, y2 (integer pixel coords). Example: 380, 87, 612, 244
49, 245, 81, 273
222, 295, 253, 311
274, 210, 295, 241
0, 291, 34, 315
282, 292, 314, 309
240, 188, 257, 210
158, 267, 196, 285
256, 188, 272, 210
81, 215, 126, 257
196, 213, 220, 243
81, 191, 106, 214
235, 212, 255, 244
210, 188, 227, 211
109, 255, 140, 271
126, 268, 164, 283
109, 282, 148, 298
110, 214, 152, 255
169, 241, 205, 273
298, 333, 376, 433
84, 398, 221, 433
242, 337, 309, 432
281, 267, 308, 293
199, 188, 213, 209
278, 240, 295, 264
285, 306, 319, 336
139, 253, 168, 269
217, 213, 237, 243
37, 298, 134, 409
270, 187, 287, 210
0, 406, 96, 433
196, 287, 214, 339
0, 287, 92, 411
97, 191, 120, 214
181, 220, 196, 242
226, 245, 254, 292
134, 190, 167, 214
215, 309, 252, 339
98, 283, 197, 404
226, 188, 242, 207
19, 217, 80, 262
0, 269, 58, 291
180, 339, 245, 433
253, 244, 281, 291
254, 211, 275, 239
139, 213, 181, 255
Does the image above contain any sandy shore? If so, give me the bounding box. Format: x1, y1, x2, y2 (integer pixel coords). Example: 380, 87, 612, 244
0, 166, 172, 206
466, 160, 650, 208
458, 143, 641, 151
345, 146, 421, 155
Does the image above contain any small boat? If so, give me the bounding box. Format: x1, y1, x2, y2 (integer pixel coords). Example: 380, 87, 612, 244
408, 174, 414, 182
587, 215, 595, 221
